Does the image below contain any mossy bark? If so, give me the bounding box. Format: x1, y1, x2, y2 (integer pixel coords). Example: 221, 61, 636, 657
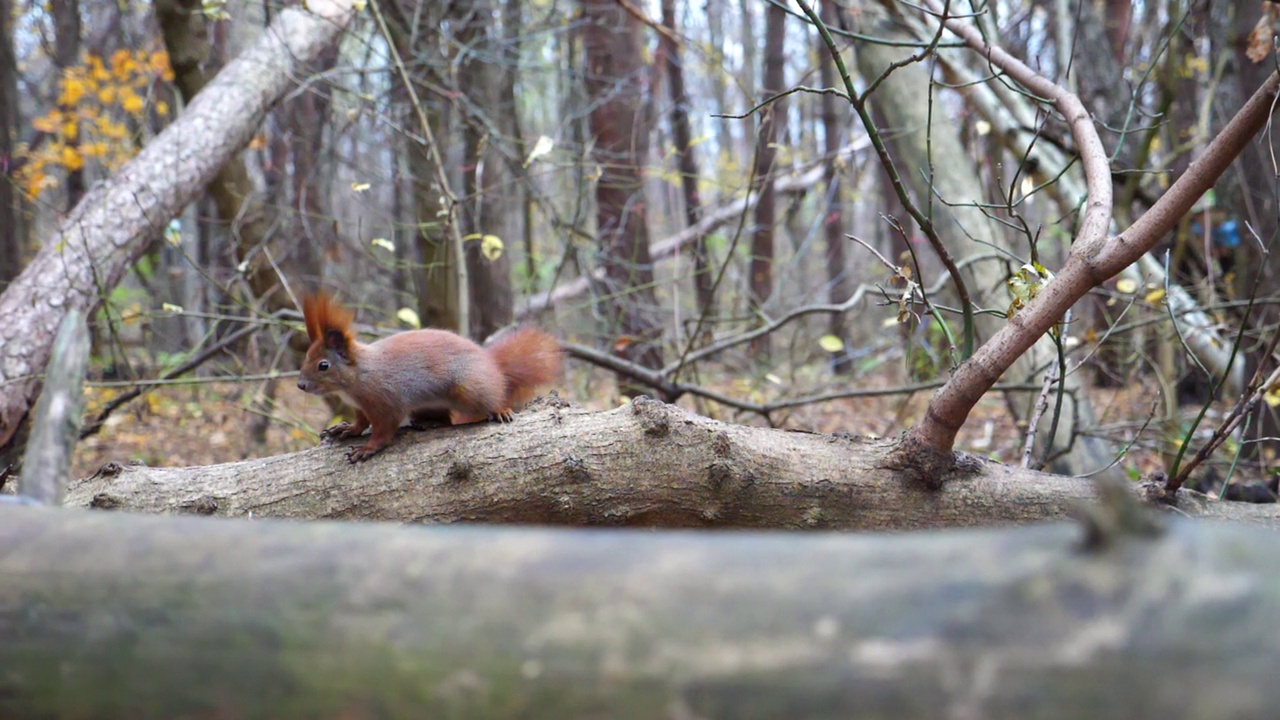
3, 505, 1280, 718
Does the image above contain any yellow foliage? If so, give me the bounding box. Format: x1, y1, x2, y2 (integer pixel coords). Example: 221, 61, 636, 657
148, 51, 174, 82
58, 75, 87, 106
95, 115, 127, 139
31, 111, 61, 134
18, 45, 175, 198
88, 55, 111, 82
121, 92, 145, 115
59, 145, 84, 171
110, 49, 139, 79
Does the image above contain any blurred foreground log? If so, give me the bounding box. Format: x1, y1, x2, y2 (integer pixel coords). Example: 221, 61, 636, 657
63, 398, 1280, 530
2, 505, 1278, 718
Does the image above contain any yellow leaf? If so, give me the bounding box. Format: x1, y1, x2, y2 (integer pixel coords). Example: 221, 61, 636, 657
83, 141, 107, 157
1115, 278, 1138, 294
1144, 288, 1166, 304
24, 170, 48, 197
396, 307, 421, 328
370, 237, 395, 252
61, 121, 78, 140
1265, 388, 1280, 408
58, 76, 87, 107
818, 335, 845, 353
480, 234, 503, 261
59, 145, 84, 171
162, 302, 184, 313
155, 100, 169, 117
32, 112, 61, 133
351, 182, 371, 193
121, 93, 145, 115
90, 59, 110, 83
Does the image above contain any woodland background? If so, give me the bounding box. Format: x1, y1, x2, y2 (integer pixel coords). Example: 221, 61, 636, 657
7, 1, 1280, 715
0, 0, 1278, 497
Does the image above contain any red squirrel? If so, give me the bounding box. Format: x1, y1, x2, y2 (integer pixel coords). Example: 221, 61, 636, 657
297, 292, 563, 462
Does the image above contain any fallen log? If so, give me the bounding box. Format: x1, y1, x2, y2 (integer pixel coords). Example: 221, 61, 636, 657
61, 398, 1280, 530
1, 504, 1277, 718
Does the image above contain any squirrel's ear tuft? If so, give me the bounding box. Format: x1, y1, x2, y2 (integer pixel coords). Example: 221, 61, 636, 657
302, 294, 321, 342
302, 292, 354, 345
325, 327, 352, 361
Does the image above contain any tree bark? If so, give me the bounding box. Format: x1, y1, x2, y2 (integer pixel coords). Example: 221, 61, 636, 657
0, 0, 21, 285
749, 1, 786, 359
818, 0, 852, 374
457, 0, 516, 339
581, 0, 664, 381
18, 311, 87, 506
5, 504, 1280, 718
661, 0, 715, 321
0, 0, 360, 461
55, 399, 1280, 529
51, 0, 84, 207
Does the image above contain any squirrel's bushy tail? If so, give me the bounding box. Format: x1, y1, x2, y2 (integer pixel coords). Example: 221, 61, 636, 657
488, 327, 564, 407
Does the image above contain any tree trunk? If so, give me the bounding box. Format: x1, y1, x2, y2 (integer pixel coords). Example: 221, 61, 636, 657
0, 0, 21, 285
51, 0, 84, 208
749, 1, 786, 359
405, 97, 457, 330
0, 0, 360, 462
282, 46, 337, 292
581, 0, 664, 382
457, 1, 516, 339
661, 0, 715, 322
56, 399, 1280, 529
5, 504, 1280, 718
818, 0, 852, 374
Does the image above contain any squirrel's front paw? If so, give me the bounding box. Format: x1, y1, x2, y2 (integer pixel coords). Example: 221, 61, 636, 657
320, 422, 359, 441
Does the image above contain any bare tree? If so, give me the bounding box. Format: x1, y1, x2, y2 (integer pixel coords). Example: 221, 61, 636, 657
660, 0, 715, 322
51, 0, 83, 207
818, 0, 852, 374
748, 1, 786, 359
581, 0, 664, 379
0, 0, 20, 284
457, 0, 516, 339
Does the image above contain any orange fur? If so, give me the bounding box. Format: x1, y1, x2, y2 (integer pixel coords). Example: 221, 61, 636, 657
302, 292, 354, 346
296, 292, 563, 463
488, 327, 565, 407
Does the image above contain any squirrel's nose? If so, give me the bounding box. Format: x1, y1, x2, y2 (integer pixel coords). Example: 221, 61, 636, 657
296, 380, 307, 391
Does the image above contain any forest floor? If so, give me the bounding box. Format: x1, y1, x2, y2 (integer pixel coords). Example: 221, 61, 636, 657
71, 361, 1183, 483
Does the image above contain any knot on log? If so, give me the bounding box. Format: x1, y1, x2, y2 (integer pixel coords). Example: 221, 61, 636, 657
180, 495, 220, 516
630, 395, 673, 437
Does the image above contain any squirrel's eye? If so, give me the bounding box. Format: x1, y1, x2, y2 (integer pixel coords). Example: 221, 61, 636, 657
318, 360, 330, 371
